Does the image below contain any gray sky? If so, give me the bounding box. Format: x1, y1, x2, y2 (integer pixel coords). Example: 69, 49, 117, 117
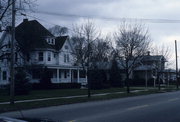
27, 0, 180, 68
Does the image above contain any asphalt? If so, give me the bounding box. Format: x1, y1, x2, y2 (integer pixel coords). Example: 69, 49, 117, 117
1, 90, 180, 122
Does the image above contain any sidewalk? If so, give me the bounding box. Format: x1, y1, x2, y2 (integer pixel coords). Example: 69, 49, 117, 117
0, 90, 147, 105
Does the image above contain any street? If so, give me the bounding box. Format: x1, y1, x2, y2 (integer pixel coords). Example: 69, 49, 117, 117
1, 91, 180, 122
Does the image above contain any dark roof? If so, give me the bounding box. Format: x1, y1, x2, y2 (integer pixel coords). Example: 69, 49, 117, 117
15, 19, 68, 52
55, 36, 67, 50
142, 55, 166, 62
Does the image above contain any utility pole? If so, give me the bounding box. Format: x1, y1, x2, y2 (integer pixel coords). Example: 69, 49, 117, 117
10, 0, 16, 105
175, 40, 179, 89
87, 37, 91, 98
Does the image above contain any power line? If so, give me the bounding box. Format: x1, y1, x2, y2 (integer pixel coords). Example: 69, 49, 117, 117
32, 10, 180, 24
22, 13, 74, 31
19, 13, 88, 37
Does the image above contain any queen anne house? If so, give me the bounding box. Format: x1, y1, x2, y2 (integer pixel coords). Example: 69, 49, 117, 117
0, 19, 87, 86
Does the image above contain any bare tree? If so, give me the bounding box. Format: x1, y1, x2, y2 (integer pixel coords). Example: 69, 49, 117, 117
48, 25, 68, 36
0, 0, 36, 29
0, 0, 36, 60
151, 44, 173, 68
91, 37, 113, 62
72, 20, 100, 97
150, 44, 173, 90
114, 22, 151, 93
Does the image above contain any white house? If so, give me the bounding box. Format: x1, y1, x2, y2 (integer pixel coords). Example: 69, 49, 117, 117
0, 19, 87, 85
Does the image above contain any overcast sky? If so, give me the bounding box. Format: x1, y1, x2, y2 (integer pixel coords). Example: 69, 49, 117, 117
26, 0, 180, 68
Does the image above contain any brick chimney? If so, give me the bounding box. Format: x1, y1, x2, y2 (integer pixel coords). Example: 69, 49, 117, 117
23, 19, 28, 22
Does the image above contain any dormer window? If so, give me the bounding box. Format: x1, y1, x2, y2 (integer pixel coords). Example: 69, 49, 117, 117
47, 38, 55, 45
48, 39, 51, 44
51, 39, 54, 44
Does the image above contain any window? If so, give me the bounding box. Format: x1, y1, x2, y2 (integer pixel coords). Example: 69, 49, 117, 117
3, 71, 7, 80
64, 54, 70, 63
51, 39, 54, 44
47, 52, 51, 61
64, 71, 67, 78
38, 52, 43, 61
64, 54, 66, 63
48, 39, 51, 44
65, 45, 68, 49
67, 54, 69, 62
47, 38, 55, 45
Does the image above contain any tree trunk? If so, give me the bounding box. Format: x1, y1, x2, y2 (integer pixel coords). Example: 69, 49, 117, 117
157, 73, 161, 91
126, 60, 130, 93
86, 69, 91, 98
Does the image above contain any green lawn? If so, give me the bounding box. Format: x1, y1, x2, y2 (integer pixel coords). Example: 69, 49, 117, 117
0, 89, 161, 113
0, 86, 177, 103
0, 87, 144, 102
0, 86, 178, 113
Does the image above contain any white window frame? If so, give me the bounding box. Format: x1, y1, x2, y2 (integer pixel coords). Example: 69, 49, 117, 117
64, 54, 66, 63
47, 52, 51, 61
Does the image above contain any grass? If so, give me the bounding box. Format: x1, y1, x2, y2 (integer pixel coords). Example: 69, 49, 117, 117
0, 90, 157, 113
0, 86, 178, 113
0, 87, 144, 102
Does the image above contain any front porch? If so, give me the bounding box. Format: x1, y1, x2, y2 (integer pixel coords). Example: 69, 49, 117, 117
48, 65, 87, 85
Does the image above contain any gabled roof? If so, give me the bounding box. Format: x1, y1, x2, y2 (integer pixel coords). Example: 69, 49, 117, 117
15, 19, 68, 52
142, 55, 166, 62
55, 36, 67, 50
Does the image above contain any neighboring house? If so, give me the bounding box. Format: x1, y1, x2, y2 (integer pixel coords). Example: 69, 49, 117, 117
92, 51, 167, 86
134, 51, 167, 85
164, 69, 176, 84
0, 19, 87, 85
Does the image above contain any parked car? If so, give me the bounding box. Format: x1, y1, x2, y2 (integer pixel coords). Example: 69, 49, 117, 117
0, 116, 27, 122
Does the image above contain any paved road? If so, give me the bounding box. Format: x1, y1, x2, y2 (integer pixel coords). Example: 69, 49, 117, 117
1, 91, 180, 122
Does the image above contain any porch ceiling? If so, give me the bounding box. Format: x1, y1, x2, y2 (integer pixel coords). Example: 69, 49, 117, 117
47, 65, 83, 70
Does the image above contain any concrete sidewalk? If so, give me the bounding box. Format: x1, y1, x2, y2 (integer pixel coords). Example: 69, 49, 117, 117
0, 90, 147, 105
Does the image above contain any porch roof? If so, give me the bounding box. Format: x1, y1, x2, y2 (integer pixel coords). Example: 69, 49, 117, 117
46, 65, 84, 70
134, 65, 155, 71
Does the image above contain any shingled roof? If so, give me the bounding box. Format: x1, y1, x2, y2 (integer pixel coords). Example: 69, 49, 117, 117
55, 36, 67, 50
15, 19, 67, 52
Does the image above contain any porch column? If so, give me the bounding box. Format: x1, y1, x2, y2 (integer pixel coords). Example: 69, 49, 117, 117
69, 69, 72, 82
57, 69, 60, 83
77, 69, 80, 83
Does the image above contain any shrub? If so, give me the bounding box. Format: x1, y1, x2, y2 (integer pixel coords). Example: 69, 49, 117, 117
14, 69, 31, 95
109, 59, 123, 87
39, 67, 52, 89
32, 83, 81, 90
147, 78, 155, 86
89, 70, 110, 90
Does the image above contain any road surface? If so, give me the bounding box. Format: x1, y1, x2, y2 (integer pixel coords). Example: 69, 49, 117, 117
1, 91, 180, 122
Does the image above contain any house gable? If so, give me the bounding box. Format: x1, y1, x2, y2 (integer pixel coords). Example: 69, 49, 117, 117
58, 37, 74, 66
